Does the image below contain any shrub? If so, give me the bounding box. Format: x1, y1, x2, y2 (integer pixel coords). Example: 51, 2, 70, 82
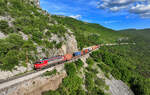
43, 40, 53, 48
0, 20, 14, 34
32, 30, 43, 44
86, 58, 94, 66
0, 20, 9, 29
111, 69, 121, 80
43, 69, 57, 76
86, 66, 98, 74
65, 63, 76, 76
0, 50, 19, 71
85, 72, 95, 91
55, 42, 63, 49
97, 63, 112, 73
74, 59, 84, 70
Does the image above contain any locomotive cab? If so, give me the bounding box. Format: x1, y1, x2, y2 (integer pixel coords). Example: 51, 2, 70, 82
34, 59, 48, 69
34, 61, 43, 69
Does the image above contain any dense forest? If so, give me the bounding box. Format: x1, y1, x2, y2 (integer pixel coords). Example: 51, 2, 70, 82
119, 29, 150, 78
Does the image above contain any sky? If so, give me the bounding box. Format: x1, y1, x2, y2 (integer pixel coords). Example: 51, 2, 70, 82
40, 0, 150, 30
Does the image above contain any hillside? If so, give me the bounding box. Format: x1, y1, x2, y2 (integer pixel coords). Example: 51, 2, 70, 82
52, 15, 122, 49
119, 29, 150, 77
0, 0, 149, 95
120, 28, 150, 40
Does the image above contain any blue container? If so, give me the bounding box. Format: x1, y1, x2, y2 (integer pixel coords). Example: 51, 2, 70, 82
73, 52, 81, 56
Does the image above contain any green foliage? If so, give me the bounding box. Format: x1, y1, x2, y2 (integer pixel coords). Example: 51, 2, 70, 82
90, 50, 102, 62
42, 40, 53, 48
111, 69, 121, 79
0, 50, 19, 71
48, 25, 67, 37
86, 58, 95, 66
0, 20, 14, 34
62, 75, 82, 94
85, 67, 109, 95
86, 66, 98, 74
95, 78, 109, 90
42, 91, 60, 95
32, 29, 43, 44
85, 71, 95, 91
55, 42, 63, 49
43, 69, 57, 76
0, 33, 36, 71
97, 63, 112, 74
119, 29, 150, 78
74, 59, 84, 70
65, 63, 76, 76
90, 47, 150, 95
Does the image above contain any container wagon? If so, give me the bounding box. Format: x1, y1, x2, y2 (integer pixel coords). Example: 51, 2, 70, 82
73, 51, 81, 56
64, 54, 73, 61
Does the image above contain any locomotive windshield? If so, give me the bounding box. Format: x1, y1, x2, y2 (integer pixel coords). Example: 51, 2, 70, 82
34, 61, 42, 64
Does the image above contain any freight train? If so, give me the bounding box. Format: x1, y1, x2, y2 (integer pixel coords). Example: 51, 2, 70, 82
34, 45, 99, 70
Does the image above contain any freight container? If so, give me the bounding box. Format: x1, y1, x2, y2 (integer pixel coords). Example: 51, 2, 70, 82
73, 52, 81, 56
88, 47, 93, 51
96, 45, 99, 48
92, 46, 97, 50
64, 54, 73, 61
84, 49, 89, 54
83, 47, 92, 51
81, 51, 84, 55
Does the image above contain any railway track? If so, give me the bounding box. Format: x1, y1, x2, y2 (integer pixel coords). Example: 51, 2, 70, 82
0, 52, 89, 91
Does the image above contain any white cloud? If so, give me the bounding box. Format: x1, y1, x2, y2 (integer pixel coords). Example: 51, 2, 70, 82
141, 13, 150, 18
130, 4, 150, 13
129, 4, 150, 18
97, 0, 150, 18
97, 0, 135, 11
70, 15, 82, 19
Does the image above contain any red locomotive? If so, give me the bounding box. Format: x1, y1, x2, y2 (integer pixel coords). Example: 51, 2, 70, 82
34, 54, 72, 69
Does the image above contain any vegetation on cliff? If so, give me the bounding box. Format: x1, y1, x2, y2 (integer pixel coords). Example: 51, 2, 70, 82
90, 46, 150, 95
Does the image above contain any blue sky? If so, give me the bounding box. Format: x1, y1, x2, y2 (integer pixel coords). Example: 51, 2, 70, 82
40, 0, 150, 30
